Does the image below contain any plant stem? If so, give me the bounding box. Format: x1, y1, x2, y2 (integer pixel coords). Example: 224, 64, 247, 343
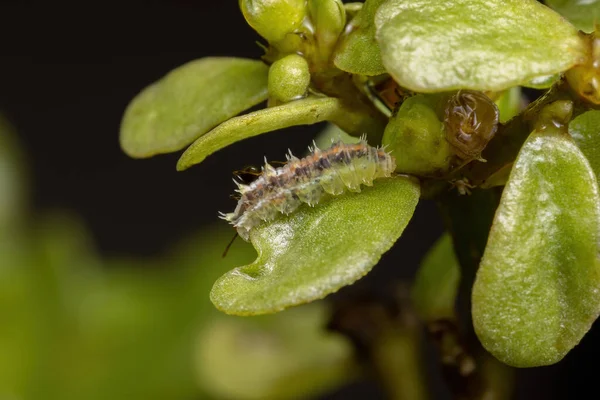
328, 286, 429, 400
436, 188, 515, 400
309, 47, 389, 144
372, 329, 428, 400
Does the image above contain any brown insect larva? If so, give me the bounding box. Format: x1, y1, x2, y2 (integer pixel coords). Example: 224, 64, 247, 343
444, 90, 499, 161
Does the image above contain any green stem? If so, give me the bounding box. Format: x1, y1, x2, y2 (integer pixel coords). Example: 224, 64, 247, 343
328, 287, 429, 400
372, 324, 428, 400
435, 189, 515, 400
310, 56, 389, 144
370, 288, 429, 400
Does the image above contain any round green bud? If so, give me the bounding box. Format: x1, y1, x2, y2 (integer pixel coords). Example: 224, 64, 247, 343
268, 54, 311, 103
240, 0, 307, 44
383, 95, 453, 175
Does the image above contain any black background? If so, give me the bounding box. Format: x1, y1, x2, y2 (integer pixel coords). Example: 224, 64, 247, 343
0, 1, 598, 399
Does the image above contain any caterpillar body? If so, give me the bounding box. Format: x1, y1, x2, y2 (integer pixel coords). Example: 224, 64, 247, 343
220, 138, 396, 240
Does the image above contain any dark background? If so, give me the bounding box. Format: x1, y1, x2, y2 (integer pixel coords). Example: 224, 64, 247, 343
0, 1, 597, 399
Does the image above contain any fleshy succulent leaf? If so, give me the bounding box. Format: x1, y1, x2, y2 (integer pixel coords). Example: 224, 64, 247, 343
210, 177, 420, 315
120, 57, 269, 158
472, 129, 600, 367
375, 0, 586, 92
569, 110, 600, 181
333, 0, 387, 76
177, 97, 381, 171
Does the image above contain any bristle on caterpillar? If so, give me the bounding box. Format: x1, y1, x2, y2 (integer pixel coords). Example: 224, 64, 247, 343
221, 139, 396, 240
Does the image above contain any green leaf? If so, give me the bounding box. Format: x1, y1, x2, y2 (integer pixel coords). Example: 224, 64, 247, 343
523, 73, 561, 89
196, 304, 354, 400
210, 177, 420, 315
177, 97, 380, 170
472, 130, 600, 367
120, 57, 269, 158
437, 188, 502, 335
546, 0, 600, 33
569, 110, 600, 181
375, 0, 586, 92
494, 87, 523, 124
412, 233, 460, 322
332, 0, 387, 76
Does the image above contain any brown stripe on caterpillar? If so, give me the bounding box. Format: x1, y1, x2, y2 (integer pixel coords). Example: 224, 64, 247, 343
220, 137, 396, 241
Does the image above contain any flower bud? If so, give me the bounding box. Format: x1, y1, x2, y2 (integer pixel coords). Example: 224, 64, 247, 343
240, 0, 307, 44
268, 54, 311, 103
383, 95, 453, 175
308, 0, 346, 56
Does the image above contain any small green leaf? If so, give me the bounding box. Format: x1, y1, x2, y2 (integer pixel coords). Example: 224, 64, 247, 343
523, 73, 561, 89
120, 57, 269, 158
177, 97, 379, 170
332, 0, 387, 76
412, 233, 460, 322
210, 177, 420, 315
375, 0, 586, 92
546, 0, 600, 33
472, 130, 600, 367
569, 110, 600, 180
438, 188, 502, 322
494, 87, 523, 124
479, 163, 513, 189
196, 304, 354, 400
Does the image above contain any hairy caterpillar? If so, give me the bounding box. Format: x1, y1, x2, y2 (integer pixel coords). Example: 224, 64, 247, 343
220, 138, 396, 240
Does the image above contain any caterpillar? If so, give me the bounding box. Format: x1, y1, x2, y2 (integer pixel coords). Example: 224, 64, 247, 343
220, 138, 396, 241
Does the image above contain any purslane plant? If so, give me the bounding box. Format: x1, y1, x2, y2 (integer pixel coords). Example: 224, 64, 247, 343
120, 0, 600, 370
